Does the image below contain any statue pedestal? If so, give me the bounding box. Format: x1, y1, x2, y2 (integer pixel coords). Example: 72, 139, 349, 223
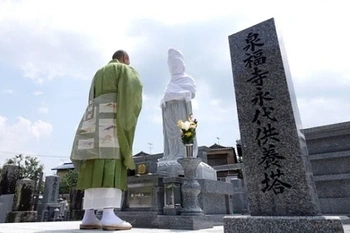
157, 160, 217, 180
119, 141, 233, 230
118, 174, 234, 229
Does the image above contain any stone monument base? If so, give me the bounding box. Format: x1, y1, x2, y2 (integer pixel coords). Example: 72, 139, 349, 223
157, 215, 213, 230
116, 211, 158, 228
157, 160, 217, 180
123, 175, 233, 216
6, 211, 37, 223
116, 211, 215, 230
224, 215, 344, 233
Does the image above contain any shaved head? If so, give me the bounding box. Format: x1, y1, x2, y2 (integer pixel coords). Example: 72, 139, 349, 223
112, 50, 130, 65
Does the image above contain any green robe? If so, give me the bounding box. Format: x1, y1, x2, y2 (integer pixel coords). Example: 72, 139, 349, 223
70, 59, 142, 191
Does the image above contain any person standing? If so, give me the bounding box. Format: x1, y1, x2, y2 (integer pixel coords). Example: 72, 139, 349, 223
70, 50, 143, 230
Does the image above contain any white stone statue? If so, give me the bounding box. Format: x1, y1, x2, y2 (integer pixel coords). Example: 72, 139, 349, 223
157, 48, 216, 180
159, 48, 198, 161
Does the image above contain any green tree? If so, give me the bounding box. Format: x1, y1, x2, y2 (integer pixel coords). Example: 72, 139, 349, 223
59, 170, 78, 194
5, 154, 44, 184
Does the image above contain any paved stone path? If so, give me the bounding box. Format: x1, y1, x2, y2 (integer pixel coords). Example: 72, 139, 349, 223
0, 221, 223, 233
0, 218, 349, 232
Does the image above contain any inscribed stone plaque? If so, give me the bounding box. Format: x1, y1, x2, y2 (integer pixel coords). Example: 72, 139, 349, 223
228, 18, 320, 216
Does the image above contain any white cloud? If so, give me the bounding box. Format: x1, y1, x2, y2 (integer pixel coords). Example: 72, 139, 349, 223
0, 0, 235, 31
1, 0, 349, 86
298, 96, 350, 129
33, 91, 43, 96
31, 120, 52, 138
2, 89, 14, 94
147, 101, 163, 124
0, 0, 349, 156
0, 115, 53, 153
38, 107, 49, 114
192, 99, 199, 111
21, 62, 45, 84
0, 1, 150, 84
0, 115, 6, 126
150, 113, 162, 124
0, 22, 102, 84
195, 80, 236, 121
209, 99, 221, 107
142, 93, 150, 102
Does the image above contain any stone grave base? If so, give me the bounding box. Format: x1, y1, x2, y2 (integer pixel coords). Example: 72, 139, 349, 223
6, 211, 37, 223
224, 215, 344, 233
116, 211, 217, 230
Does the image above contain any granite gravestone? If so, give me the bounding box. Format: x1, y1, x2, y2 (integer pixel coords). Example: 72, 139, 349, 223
0, 164, 20, 195
42, 176, 60, 204
37, 175, 60, 221
0, 165, 20, 223
6, 178, 37, 222
69, 187, 84, 220
225, 18, 343, 233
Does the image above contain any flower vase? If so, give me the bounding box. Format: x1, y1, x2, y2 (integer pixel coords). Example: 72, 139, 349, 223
177, 157, 203, 216
184, 144, 194, 158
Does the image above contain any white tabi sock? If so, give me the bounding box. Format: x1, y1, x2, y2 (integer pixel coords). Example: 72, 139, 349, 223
81, 209, 100, 225
100, 208, 123, 225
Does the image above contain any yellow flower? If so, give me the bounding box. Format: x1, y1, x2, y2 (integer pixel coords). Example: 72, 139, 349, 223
184, 132, 192, 137
177, 120, 183, 128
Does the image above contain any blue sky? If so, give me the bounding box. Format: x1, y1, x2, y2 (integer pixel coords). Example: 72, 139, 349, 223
0, 0, 349, 176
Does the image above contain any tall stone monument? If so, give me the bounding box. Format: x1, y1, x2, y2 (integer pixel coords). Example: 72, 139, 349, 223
225, 18, 343, 233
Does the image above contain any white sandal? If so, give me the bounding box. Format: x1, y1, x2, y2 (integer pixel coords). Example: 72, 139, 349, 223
102, 221, 132, 231
80, 223, 102, 230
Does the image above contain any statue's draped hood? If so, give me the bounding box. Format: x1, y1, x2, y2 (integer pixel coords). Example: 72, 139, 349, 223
160, 48, 196, 107
167, 48, 186, 75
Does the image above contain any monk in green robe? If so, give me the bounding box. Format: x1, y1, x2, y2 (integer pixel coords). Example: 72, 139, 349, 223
70, 50, 142, 230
